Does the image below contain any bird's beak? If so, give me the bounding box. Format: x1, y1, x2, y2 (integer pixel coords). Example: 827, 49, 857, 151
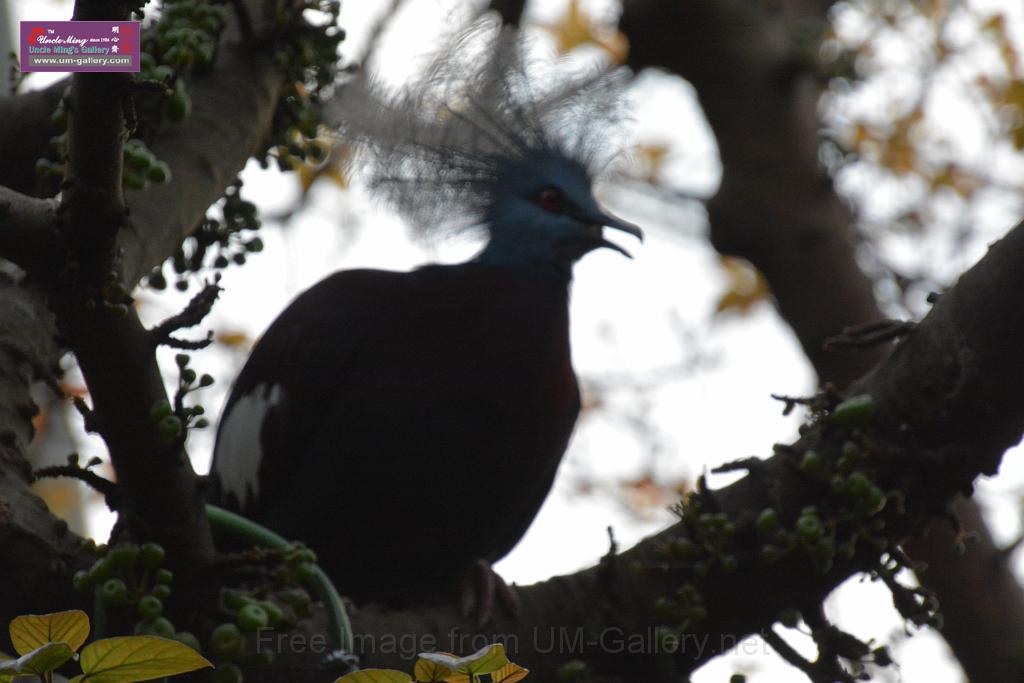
591, 208, 644, 259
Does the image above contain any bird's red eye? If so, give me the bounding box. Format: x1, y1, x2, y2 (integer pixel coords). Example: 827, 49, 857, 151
536, 187, 566, 213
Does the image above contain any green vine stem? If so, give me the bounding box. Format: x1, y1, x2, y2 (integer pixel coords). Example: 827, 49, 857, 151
205, 504, 354, 653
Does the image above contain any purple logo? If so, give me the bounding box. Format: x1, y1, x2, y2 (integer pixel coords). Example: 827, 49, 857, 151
20, 21, 141, 73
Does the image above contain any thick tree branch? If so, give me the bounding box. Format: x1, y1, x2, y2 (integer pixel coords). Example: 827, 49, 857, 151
0, 81, 66, 196
0, 186, 58, 274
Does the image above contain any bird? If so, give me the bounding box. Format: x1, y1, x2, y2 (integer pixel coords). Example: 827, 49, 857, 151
207, 18, 642, 612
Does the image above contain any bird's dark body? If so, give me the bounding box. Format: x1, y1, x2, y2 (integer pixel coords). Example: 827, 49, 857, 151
210, 264, 580, 604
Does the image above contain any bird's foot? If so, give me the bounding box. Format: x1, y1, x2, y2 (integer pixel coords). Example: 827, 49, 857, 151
459, 559, 520, 626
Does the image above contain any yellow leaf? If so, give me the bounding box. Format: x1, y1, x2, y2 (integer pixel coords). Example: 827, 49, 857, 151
850, 123, 876, 152
915, 0, 948, 20
621, 474, 687, 516
10, 610, 89, 656
71, 635, 211, 682
323, 163, 351, 189
1013, 123, 1024, 151
713, 257, 770, 316
981, 13, 1004, 34
297, 144, 353, 194
535, 0, 629, 63
422, 644, 510, 676
930, 163, 978, 197
414, 657, 457, 681
490, 662, 530, 682
215, 331, 251, 348
0, 642, 74, 681
298, 162, 319, 193
333, 670, 412, 683
879, 109, 923, 175
634, 143, 670, 183
1005, 79, 1024, 113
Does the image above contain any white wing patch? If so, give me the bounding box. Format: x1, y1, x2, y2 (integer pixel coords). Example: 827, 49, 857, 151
213, 383, 283, 509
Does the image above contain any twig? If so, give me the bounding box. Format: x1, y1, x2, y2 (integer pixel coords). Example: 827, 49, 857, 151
72, 396, 101, 434
148, 280, 222, 348
824, 319, 916, 351
711, 456, 766, 475
762, 628, 856, 683
34, 463, 118, 506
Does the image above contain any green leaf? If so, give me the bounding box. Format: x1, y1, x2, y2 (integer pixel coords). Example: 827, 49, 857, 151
71, 635, 212, 682
10, 609, 90, 655
0, 642, 74, 679
333, 670, 412, 683
418, 644, 510, 676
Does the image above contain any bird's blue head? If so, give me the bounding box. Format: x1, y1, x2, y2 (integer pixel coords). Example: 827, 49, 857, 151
333, 16, 643, 276
479, 151, 642, 274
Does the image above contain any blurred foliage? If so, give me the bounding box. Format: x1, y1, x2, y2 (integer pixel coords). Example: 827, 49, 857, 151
714, 257, 772, 318
535, 0, 629, 63
821, 0, 1024, 309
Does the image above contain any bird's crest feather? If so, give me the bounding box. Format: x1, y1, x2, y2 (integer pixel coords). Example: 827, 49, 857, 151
331, 16, 629, 240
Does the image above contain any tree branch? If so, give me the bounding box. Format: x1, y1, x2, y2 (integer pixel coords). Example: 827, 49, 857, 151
0, 81, 66, 196
0, 185, 58, 274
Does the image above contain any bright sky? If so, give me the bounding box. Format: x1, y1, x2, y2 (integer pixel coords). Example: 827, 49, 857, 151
12, 0, 1024, 681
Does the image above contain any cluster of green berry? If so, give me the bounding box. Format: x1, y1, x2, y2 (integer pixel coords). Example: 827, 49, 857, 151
270, 129, 331, 173
133, 0, 229, 134
116, 0, 227, 160
755, 503, 849, 575
653, 498, 740, 632
150, 353, 213, 442
783, 394, 891, 573
79, 268, 136, 317
123, 138, 173, 190
73, 541, 199, 652
654, 393, 893, 638
653, 580, 706, 633
148, 179, 263, 293
148, 0, 227, 71
208, 545, 319, 682
264, 0, 344, 167
137, 56, 191, 124
664, 510, 740, 579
